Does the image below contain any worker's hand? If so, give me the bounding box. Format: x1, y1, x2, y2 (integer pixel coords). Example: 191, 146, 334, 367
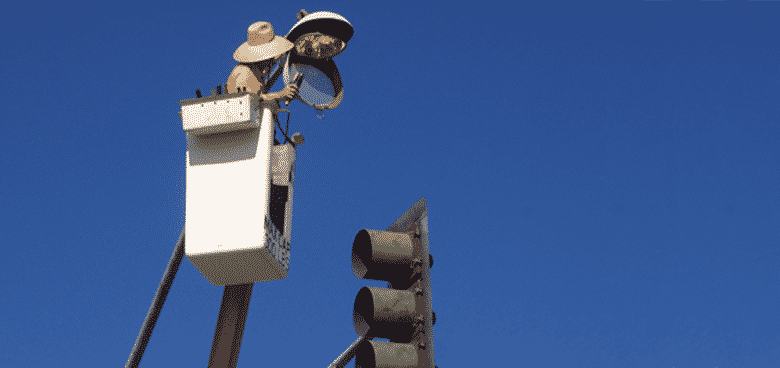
278, 83, 299, 101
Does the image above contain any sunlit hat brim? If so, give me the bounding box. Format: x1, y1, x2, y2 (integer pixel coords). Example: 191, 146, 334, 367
233, 35, 294, 63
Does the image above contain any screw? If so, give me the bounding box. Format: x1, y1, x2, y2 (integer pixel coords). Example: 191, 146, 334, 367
296, 9, 309, 21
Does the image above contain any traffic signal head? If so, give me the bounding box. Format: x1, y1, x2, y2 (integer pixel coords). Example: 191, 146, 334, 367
349, 198, 435, 368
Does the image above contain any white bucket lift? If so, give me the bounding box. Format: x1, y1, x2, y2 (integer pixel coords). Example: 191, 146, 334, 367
179, 91, 296, 286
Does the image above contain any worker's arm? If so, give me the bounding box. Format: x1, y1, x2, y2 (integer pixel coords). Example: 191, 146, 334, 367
226, 65, 298, 101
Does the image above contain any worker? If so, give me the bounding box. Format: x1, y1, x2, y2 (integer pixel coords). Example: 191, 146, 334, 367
226, 21, 299, 101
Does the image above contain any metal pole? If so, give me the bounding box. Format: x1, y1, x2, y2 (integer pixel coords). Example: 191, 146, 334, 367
207, 283, 254, 368
206, 99, 273, 367
126, 227, 186, 368
328, 335, 372, 368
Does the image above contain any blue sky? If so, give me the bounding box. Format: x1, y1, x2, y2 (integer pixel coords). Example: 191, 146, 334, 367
2, 1, 779, 367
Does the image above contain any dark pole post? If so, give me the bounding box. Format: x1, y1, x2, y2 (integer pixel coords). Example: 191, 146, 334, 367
126, 227, 186, 368
207, 283, 255, 368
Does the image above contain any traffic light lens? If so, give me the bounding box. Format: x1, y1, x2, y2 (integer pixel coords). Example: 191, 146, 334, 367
354, 340, 377, 368
352, 230, 372, 279
353, 286, 373, 336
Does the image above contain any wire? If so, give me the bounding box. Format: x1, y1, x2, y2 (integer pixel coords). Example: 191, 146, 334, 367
263, 54, 287, 94
275, 111, 295, 148
286, 109, 290, 138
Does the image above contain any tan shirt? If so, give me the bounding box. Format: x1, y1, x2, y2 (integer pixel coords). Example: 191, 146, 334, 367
225, 64, 268, 95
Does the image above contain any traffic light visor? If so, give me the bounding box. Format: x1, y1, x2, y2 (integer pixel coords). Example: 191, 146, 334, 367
352, 229, 372, 279
355, 340, 419, 368
353, 286, 416, 341
352, 229, 415, 281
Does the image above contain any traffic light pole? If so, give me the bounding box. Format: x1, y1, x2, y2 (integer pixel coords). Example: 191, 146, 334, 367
207, 283, 254, 368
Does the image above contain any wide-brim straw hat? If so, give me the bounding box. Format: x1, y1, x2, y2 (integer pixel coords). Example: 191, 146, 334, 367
233, 21, 294, 63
